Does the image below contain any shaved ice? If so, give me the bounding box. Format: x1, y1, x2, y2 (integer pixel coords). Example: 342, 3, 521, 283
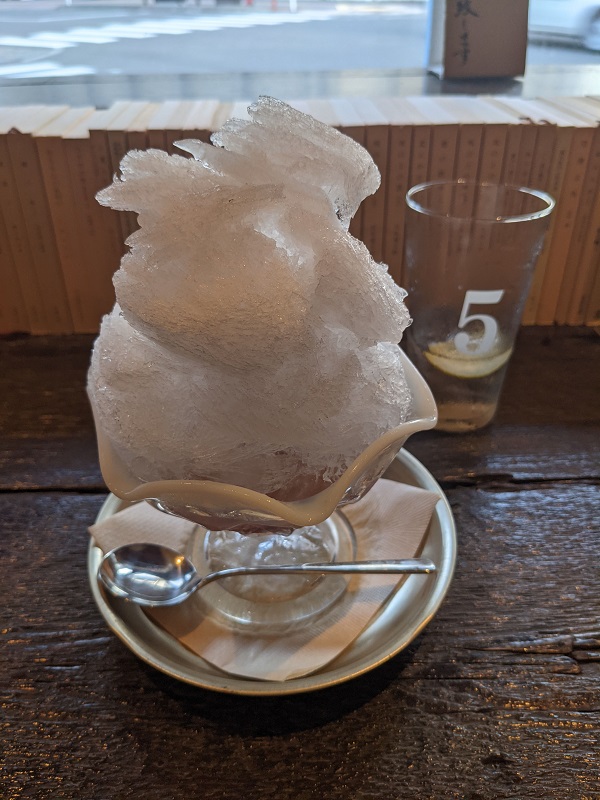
88, 97, 412, 499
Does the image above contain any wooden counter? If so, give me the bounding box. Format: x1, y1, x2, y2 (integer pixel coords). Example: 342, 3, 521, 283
1, 326, 598, 799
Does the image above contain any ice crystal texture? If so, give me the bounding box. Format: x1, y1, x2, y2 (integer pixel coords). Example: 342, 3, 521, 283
88, 97, 412, 498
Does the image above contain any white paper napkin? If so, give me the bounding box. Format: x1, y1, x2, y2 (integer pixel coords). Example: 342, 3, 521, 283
89, 479, 439, 682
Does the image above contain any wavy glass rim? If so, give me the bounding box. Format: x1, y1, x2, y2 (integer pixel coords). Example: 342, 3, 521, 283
91, 349, 437, 529
406, 180, 555, 224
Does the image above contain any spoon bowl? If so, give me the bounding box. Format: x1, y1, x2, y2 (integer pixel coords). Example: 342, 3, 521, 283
99, 543, 437, 607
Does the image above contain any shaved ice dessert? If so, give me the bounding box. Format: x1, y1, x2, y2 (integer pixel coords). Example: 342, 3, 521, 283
87, 97, 413, 501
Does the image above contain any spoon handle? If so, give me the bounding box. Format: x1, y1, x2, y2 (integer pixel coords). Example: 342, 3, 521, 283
199, 558, 436, 588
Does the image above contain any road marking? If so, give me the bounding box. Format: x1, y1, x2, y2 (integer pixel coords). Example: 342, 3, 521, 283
89, 25, 155, 39
0, 7, 420, 78
335, 3, 423, 12
0, 10, 340, 76
0, 60, 95, 77
0, 35, 75, 48
31, 30, 118, 43
0, 10, 339, 54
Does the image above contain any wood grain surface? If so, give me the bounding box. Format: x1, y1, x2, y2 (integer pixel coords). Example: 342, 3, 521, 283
1, 327, 599, 800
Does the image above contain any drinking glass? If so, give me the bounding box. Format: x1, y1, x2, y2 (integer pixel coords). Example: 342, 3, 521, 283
404, 180, 554, 432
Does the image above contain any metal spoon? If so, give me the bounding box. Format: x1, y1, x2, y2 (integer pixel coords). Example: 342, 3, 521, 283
98, 543, 437, 607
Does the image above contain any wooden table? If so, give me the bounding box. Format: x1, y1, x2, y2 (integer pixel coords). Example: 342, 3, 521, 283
1, 326, 598, 799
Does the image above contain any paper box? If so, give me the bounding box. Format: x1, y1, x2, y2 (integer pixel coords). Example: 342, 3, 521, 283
426, 0, 529, 79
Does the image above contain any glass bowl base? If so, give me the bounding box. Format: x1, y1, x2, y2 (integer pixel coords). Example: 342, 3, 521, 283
185, 511, 357, 634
